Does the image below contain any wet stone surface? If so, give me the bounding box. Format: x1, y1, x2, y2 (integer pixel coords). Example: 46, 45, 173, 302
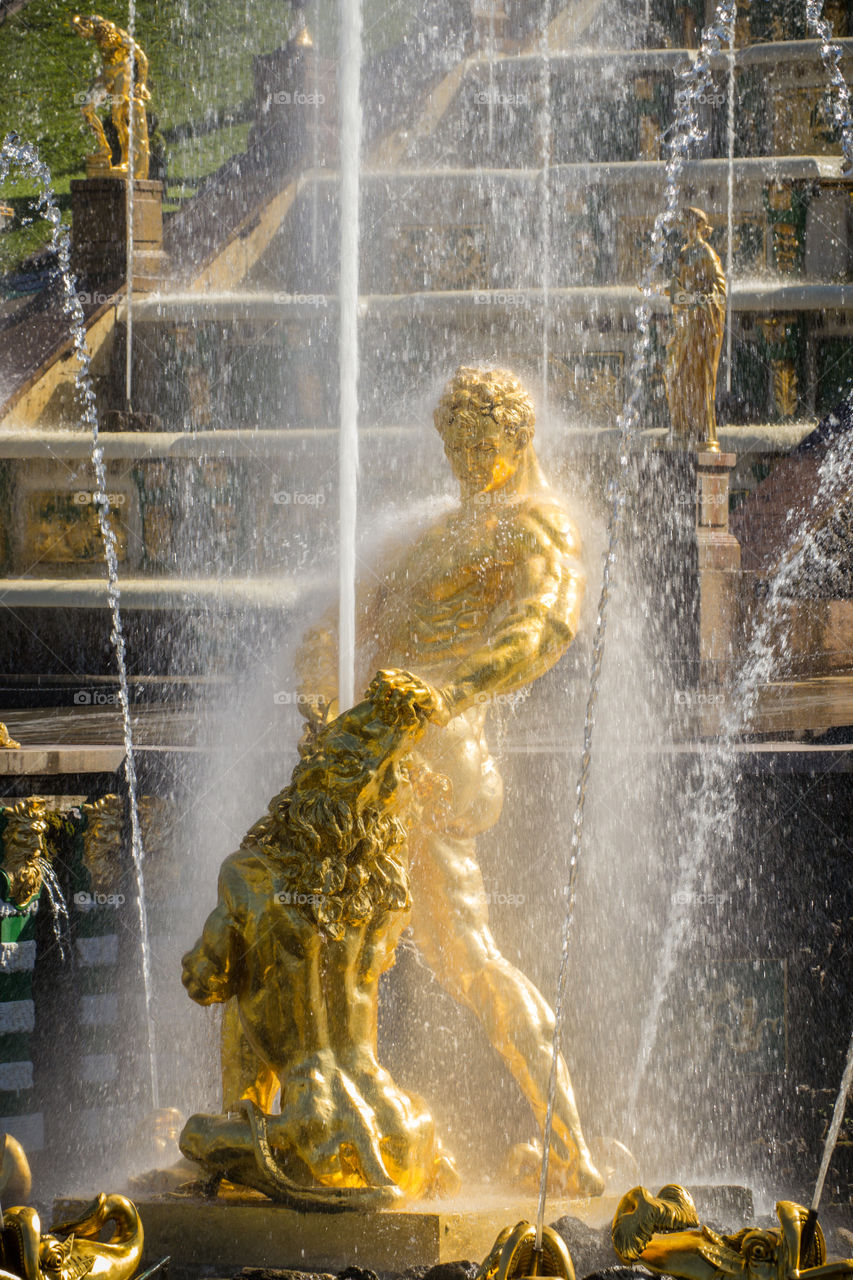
233, 1268, 481, 1280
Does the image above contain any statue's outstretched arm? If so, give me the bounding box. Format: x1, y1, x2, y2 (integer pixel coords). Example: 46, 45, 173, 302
438, 515, 584, 719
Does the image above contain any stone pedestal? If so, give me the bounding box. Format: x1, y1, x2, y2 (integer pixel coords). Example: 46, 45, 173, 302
52, 1184, 753, 1279
251, 36, 338, 170
634, 447, 741, 691
70, 177, 169, 293
53, 1191, 615, 1278
696, 450, 741, 685
472, 2, 510, 48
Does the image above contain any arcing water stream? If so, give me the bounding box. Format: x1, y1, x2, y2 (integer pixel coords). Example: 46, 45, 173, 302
0, 134, 159, 1111
623, 0, 853, 1167
338, 0, 362, 714
535, 0, 738, 1238
724, 4, 735, 392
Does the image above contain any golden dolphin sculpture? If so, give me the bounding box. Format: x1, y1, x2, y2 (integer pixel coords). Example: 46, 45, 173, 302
478, 1221, 575, 1280
612, 1184, 853, 1280
0, 1193, 143, 1280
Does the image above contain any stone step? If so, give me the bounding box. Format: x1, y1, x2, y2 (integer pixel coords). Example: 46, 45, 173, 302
121, 285, 852, 435
0, 421, 816, 459
251, 158, 850, 295
399, 39, 853, 170
0, 576, 310, 608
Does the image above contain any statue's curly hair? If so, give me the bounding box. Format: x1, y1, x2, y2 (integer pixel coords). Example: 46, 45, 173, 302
244, 793, 410, 939
433, 365, 535, 446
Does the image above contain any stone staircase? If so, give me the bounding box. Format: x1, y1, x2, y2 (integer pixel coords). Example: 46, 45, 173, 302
1, 4, 853, 675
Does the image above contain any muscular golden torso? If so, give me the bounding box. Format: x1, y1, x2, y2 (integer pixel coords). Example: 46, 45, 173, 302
358, 490, 584, 707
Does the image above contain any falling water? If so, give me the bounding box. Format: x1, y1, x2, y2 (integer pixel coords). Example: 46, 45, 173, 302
537, 1, 552, 421
338, 0, 362, 713
0, 134, 159, 1111
811, 1026, 853, 1214
486, 8, 496, 150
311, 22, 321, 267
725, 4, 736, 392
805, 0, 853, 173
625, 4, 853, 1132
534, 0, 738, 1237
36, 857, 69, 958
125, 0, 137, 407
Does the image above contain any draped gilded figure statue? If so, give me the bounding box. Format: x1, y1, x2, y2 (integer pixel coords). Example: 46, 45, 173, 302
665, 207, 726, 451
187, 366, 604, 1201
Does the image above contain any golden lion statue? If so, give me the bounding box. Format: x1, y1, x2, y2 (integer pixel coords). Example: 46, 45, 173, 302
180, 669, 459, 1206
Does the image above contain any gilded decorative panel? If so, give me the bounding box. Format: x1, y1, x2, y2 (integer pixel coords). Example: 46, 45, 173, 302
772, 85, 842, 157
389, 225, 489, 293
24, 491, 128, 565
550, 353, 626, 422
671, 958, 787, 1075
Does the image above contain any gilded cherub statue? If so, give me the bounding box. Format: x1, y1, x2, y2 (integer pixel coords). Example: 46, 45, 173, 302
0, 723, 20, 749
612, 1183, 853, 1280
73, 14, 151, 179
181, 669, 459, 1206
0, 1193, 143, 1280
665, 208, 727, 452
222, 365, 603, 1197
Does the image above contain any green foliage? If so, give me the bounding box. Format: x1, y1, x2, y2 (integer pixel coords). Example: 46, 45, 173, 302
0, 0, 421, 187
0, 0, 425, 266
0, 0, 312, 192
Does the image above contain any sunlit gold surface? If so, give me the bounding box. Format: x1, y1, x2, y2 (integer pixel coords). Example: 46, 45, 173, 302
73, 14, 150, 179
612, 1184, 853, 1280
290, 366, 602, 1198
181, 669, 459, 1206
478, 1221, 576, 1280
665, 209, 727, 452
0, 724, 20, 750
0, 1134, 32, 1205
0, 798, 49, 908
0, 1193, 143, 1280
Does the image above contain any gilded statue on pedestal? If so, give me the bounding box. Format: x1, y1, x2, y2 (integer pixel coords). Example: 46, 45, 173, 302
201, 366, 603, 1201
181, 669, 459, 1205
611, 1183, 853, 1280
0, 723, 20, 749
665, 208, 727, 451
73, 14, 151, 179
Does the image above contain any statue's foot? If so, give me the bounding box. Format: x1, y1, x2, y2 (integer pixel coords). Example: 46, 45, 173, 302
570, 1151, 607, 1198
504, 1139, 605, 1199
335, 1053, 460, 1197
589, 1136, 639, 1188
180, 1052, 455, 1205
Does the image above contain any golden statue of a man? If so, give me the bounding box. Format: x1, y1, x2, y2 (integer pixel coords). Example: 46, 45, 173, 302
73, 14, 151, 179
665, 208, 726, 451
281, 365, 604, 1197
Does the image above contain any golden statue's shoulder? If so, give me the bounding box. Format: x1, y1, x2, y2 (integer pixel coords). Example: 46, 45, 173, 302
511, 491, 583, 561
